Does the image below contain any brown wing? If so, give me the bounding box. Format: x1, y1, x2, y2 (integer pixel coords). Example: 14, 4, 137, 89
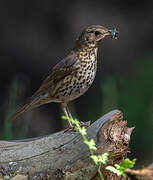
34, 51, 80, 96
10, 51, 80, 122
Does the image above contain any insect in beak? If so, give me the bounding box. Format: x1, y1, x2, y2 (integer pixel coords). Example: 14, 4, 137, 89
108, 28, 118, 39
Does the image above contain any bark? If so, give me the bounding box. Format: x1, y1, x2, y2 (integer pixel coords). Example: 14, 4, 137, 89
0, 110, 134, 179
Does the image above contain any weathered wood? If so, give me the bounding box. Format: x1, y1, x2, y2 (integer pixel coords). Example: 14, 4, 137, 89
0, 110, 133, 179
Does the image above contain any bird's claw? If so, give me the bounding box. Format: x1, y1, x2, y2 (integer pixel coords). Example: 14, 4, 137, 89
64, 121, 90, 132
80, 121, 90, 127
64, 124, 75, 132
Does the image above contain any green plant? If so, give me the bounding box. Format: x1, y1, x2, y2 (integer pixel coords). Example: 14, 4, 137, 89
3, 79, 18, 140
106, 158, 136, 176
62, 116, 136, 179
62, 116, 107, 179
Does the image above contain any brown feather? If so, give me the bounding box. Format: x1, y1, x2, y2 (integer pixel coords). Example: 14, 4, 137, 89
34, 51, 80, 95
10, 51, 79, 121
9, 95, 41, 122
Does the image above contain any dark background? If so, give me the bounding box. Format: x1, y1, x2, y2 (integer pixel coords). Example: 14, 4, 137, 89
0, 0, 153, 168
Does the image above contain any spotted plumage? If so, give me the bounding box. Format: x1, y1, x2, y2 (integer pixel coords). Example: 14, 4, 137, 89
10, 25, 118, 130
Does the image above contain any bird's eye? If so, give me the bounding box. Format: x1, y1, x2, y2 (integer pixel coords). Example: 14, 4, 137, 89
95, 31, 101, 36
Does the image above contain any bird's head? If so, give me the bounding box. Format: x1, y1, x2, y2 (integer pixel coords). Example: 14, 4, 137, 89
76, 25, 118, 49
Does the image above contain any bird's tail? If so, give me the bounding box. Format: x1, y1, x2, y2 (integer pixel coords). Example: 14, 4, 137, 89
9, 95, 42, 122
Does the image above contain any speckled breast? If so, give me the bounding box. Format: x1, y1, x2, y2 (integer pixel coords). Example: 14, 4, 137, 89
56, 48, 98, 102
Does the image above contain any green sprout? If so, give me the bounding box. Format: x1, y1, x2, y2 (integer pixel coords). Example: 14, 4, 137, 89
62, 115, 108, 180
106, 158, 136, 176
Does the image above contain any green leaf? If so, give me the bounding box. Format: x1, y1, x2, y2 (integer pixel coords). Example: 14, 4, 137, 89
107, 158, 136, 177
114, 164, 121, 169
91, 155, 99, 165
91, 153, 108, 165
120, 158, 136, 169
98, 153, 108, 164
62, 115, 69, 120
78, 126, 87, 135
73, 118, 80, 125
84, 139, 97, 151
106, 166, 122, 176
62, 116, 80, 125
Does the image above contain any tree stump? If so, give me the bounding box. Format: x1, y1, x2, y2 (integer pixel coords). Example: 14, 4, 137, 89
0, 110, 134, 179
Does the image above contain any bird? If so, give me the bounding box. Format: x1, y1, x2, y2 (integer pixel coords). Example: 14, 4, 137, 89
10, 25, 118, 130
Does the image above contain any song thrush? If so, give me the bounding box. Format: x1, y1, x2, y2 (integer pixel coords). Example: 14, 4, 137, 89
10, 25, 118, 129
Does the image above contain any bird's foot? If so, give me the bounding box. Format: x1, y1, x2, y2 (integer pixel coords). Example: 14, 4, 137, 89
64, 121, 91, 132
64, 124, 75, 132
80, 121, 91, 128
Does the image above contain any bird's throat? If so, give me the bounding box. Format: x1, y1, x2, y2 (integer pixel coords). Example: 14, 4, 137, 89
78, 47, 98, 72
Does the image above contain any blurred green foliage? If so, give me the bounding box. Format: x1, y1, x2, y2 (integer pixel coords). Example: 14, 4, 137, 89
101, 55, 153, 166
1, 78, 18, 140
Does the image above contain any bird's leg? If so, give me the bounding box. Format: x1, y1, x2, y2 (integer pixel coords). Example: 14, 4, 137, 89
61, 103, 74, 131
65, 105, 73, 119
65, 104, 90, 128
61, 103, 90, 131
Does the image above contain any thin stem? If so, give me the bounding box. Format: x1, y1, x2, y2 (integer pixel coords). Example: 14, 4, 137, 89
81, 133, 94, 155
63, 116, 104, 180
98, 165, 104, 180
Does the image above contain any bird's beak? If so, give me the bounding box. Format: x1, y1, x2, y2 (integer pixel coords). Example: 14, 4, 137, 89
108, 29, 118, 39
98, 27, 118, 40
